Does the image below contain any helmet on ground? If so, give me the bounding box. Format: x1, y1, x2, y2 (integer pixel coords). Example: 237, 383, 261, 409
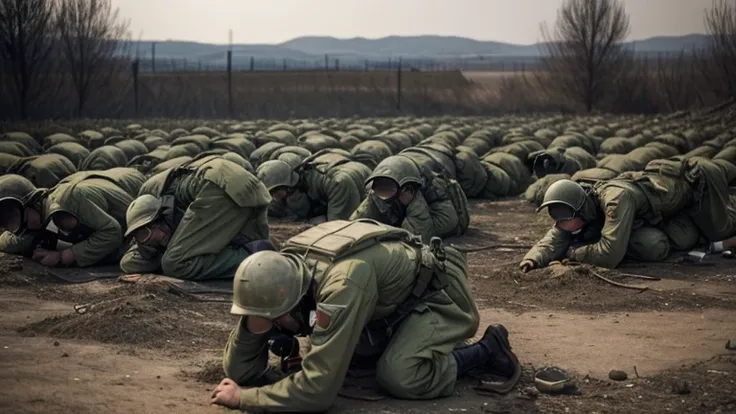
256, 160, 299, 192
124, 194, 164, 237
231, 251, 311, 318
365, 155, 423, 188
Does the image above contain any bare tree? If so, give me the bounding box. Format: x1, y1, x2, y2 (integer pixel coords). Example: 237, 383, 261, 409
536, 0, 631, 112
703, 0, 736, 99
0, 0, 57, 119
56, 0, 129, 117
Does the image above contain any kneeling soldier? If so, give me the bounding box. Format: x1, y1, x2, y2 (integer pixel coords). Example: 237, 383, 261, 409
212, 220, 520, 412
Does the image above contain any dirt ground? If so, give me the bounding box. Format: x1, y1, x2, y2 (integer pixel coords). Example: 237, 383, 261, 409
1, 199, 735, 414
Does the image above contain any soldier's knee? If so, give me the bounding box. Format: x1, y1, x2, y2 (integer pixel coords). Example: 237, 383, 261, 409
375, 356, 427, 399
661, 215, 700, 251
161, 252, 198, 280
628, 227, 670, 261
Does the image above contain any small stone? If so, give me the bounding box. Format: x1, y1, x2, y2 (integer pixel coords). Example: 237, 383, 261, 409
61, 353, 69, 358
609, 370, 628, 381
156, 375, 161, 379
522, 386, 540, 398
53, 341, 60, 346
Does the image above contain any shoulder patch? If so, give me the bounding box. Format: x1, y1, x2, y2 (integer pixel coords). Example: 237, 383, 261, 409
315, 303, 346, 330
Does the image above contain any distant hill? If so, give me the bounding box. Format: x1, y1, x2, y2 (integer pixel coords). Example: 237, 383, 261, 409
126, 34, 711, 70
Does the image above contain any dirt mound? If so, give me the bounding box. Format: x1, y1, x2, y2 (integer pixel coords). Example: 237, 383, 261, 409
0, 254, 30, 286
472, 261, 736, 313
18, 283, 231, 350
187, 359, 225, 384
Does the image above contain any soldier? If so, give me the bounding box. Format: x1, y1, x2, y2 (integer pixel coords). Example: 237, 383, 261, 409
350, 155, 469, 242
0, 169, 140, 267
211, 220, 520, 412
256, 149, 371, 223
120, 154, 272, 281
520, 157, 736, 271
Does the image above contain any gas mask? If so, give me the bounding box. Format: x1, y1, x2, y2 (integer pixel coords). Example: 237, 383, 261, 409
274, 278, 318, 337
370, 178, 401, 214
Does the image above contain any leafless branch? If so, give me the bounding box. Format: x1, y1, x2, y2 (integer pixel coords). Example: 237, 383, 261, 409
56, 0, 130, 117
0, 0, 57, 119
535, 0, 631, 112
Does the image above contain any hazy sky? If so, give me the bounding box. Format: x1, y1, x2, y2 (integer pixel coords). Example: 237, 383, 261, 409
113, 0, 713, 45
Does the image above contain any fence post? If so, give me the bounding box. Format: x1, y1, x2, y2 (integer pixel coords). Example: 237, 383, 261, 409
335, 58, 340, 71
132, 59, 139, 117
283, 59, 287, 71
396, 57, 402, 111
151, 42, 156, 73
227, 50, 233, 117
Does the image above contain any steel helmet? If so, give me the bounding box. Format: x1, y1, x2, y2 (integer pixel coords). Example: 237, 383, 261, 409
124, 194, 164, 237
365, 155, 423, 188
537, 179, 588, 220
231, 251, 312, 318
0, 197, 25, 233
256, 160, 299, 192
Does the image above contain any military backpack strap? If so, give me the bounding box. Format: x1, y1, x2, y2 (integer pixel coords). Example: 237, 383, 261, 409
364, 237, 451, 337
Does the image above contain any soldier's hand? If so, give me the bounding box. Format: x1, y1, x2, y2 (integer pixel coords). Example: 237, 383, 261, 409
60, 249, 75, 266
32, 248, 61, 267
211, 378, 240, 409
519, 260, 536, 273
398, 187, 415, 205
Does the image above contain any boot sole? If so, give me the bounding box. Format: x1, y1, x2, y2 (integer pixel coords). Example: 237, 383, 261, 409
476, 326, 522, 394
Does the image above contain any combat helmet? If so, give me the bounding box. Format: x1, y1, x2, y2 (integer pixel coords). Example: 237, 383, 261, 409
537, 179, 589, 221
231, 251, 311, 318
256, 160, 299, 192
124, 194, 164, 237
0, 174, 38, 233
364, 155, 423, 188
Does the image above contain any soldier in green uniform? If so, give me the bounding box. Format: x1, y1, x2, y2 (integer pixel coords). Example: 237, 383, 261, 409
350, 155, 469, 242
0, 170, 138, 267
211, 220, 520, 412
520, 157, 736, 271
120, 155, 272, 281
256, 149, 371, 223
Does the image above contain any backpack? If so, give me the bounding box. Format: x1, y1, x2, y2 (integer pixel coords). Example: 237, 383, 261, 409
281, 219, 421, 263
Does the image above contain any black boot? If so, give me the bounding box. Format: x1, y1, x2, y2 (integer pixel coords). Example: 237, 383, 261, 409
452, 324, 517, 378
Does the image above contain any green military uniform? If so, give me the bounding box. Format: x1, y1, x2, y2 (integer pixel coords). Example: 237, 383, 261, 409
0, 173, 134, 266
46, 142, 90, 169
61, 167, 146, 198
523, 157, 736, 269
222, 220, 490, 412
120, 155, 271, 280
79, 145, 128, 171
6, 154, 77, 188
257, 150, 371, 222
350, 155, 467, 242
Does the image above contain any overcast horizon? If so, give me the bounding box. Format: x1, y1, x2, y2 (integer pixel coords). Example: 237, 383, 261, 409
114, 0, 713, 45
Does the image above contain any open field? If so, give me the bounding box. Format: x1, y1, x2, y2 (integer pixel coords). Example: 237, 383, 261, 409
1, 199, 735, 414
1, 110, 736, 413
